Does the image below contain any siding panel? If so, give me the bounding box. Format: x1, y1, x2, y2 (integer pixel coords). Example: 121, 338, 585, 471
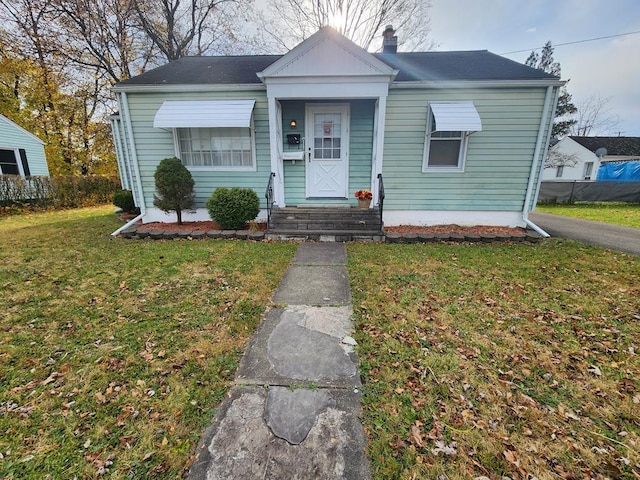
125, 90, 271, 208
382, 87, 550, 211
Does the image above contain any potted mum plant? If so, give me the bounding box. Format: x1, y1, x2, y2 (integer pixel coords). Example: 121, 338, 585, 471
354, 189, 373, 209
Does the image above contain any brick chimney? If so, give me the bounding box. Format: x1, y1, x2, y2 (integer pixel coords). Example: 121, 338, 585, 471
382, 25, 398, 54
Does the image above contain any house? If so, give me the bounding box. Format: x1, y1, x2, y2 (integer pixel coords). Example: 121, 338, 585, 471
110, 26, 562, 232
542, 136, 640, 182
0, 114, 49, 176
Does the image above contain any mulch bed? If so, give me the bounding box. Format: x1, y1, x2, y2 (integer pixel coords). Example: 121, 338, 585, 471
133, 221, 524, 236
385, 224, 526, 236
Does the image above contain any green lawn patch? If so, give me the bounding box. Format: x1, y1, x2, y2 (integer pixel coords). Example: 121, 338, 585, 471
348, 241, 640, 479
536, 202, 640, 228
0, 206, 297, 478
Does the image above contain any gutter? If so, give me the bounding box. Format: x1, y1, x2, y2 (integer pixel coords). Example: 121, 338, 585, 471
521, 85, 558, 238
111, 92, 147, 236
391, 79, 565, 89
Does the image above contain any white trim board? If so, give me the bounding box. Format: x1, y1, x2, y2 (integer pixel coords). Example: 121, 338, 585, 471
383, 210, 526, 228
141, 207, 268, 224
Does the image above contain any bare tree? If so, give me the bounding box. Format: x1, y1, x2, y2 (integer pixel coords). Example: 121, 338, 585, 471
570, 94, 622, 136
132, 0, 249, 61
257, 0, 434, 52
545, 149, 579, 169
52, 0, 155, 84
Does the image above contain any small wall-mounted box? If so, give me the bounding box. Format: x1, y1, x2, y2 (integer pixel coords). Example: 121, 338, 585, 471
282, 151, 305, 161
286, 134, 301, 145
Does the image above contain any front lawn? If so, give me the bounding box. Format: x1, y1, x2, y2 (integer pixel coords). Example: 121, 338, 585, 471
348, 241, 640, 479
0, 206, 297, 478
536, 202, 640, 228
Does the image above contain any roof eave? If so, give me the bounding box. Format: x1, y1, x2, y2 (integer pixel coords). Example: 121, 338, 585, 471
391, 79, 565, 88
111, 83, 267, 93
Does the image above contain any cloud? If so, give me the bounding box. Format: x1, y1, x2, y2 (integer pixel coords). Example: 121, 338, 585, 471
526, 27, 537, 33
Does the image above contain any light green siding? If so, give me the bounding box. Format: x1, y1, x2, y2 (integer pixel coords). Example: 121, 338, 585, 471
281, 99, 374, 205
0, 117, 48, 176
124, 90, 271, 208
382, 87, 552, 211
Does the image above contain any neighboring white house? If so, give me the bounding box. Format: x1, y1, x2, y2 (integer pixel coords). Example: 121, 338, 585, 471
542, 136, 640, 182
0, 114, 49, 176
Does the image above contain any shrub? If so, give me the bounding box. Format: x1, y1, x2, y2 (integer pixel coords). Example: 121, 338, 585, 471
0, 174, 119, 214
112, 189, 138, 214
206, 187, 260, 230
153, 157, 195, 225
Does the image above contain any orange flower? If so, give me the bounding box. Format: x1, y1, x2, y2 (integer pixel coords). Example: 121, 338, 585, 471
355, 190, 373, 200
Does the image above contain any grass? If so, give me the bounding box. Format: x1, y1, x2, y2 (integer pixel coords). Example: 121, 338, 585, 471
0, 206, 297, 479
536, 202, 640, 228
348, 241, 640, 479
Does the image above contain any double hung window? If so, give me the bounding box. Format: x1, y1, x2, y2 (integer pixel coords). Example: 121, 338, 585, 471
422, 102, 481, 172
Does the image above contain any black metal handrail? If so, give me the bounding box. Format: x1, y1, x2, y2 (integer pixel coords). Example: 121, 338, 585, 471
377, 173, 385, 226
265, 172, 276, 224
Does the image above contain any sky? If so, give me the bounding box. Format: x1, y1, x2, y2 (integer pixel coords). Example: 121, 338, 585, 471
428, 0, 640, 136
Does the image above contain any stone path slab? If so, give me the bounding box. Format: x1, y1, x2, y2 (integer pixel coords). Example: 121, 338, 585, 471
188, 386, 369, 480
273, 266, 351, 306
292, 242, 347, 265
236, 306, 359, 389
187, 243, 369, 480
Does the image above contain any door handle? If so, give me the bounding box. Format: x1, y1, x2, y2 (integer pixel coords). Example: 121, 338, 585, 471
308, 147, 311, 162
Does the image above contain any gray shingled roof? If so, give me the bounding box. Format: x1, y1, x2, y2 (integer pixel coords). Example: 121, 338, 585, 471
569, 136, 640, 157
115, 51, 557, 87
375, 51, 557, 82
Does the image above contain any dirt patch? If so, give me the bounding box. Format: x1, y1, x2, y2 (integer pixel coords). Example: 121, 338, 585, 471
385, 224, 526, 236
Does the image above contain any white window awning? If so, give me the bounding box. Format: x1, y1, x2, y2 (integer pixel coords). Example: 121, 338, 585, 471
431, 102, 482, 132
153, 99, 256, 129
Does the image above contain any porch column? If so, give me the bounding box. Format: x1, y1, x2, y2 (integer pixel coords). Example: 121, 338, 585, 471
371, 95, 387, 204
267, 96, 285, 206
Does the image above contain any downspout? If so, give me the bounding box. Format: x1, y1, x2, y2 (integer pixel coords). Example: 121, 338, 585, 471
111, 91, 146, 236
522, 85, 556, 237
110, 117, 128, 190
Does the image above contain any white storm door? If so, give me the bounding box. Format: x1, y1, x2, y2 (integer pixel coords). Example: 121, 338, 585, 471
306, 104, 349, 198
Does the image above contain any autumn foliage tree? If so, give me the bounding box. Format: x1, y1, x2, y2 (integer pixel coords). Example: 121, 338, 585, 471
0, 0, 253, 176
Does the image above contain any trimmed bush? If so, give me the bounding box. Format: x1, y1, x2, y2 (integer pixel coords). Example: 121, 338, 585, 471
112, 189, 138, 213
206, 187, 260, 230
0, 174, 119, 213
153, 157, 195, 225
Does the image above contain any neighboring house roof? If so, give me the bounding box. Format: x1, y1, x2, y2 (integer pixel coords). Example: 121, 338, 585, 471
568, 136, 640, 157
115, 51, 558, 87
0, 114, 45, 145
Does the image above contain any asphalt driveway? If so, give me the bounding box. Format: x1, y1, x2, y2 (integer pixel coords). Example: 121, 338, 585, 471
529, 212, 640, 256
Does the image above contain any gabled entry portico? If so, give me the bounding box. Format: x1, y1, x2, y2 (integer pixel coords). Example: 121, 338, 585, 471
257, 27, 397, 208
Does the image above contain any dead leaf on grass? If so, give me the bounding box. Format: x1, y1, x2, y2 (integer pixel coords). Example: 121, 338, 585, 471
41, 372, 62, 385
431, 440, 457, 456
409, 425, 423, 448
587, 365, 602, 376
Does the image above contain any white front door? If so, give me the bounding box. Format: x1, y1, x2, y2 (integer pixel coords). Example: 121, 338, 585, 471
306, 104, 349, 198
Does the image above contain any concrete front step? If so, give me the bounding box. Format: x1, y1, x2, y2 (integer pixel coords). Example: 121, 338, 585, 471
268, 207, 382, 237
265, 230, 384, 242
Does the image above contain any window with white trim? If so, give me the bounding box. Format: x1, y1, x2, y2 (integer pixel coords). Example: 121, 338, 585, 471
0, 149, 20, 175
556, 165, 564, 178
422, 108, 468, 171
583, 161, 593, 180
176, 127, 255, 170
